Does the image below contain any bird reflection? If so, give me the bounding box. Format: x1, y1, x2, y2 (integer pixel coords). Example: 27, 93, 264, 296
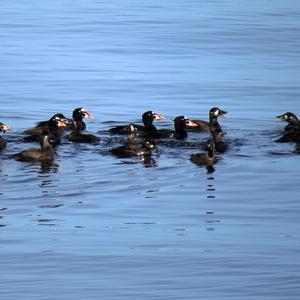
206, 165, 215, 174
142, 156, 157, 168
206, 173, 215, 199
37, 162, 60, 197
38, 161, 59, 174
204, 168, 220, 231
116, 156, 157, 168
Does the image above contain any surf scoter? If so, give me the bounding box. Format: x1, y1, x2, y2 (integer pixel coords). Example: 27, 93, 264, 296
109, 111, 165, 135
68, 120, 98, 143
276, 112, 300, 132
69, 107, 93, 131
143, 116, 198, 139
190, 141, 217, 166
275, 113, 300, 143
190, 107, 227, 132
14, 131, 54, 162
23, 113, 67, 144
0, 122, 12, 151
111, 139, 158, 157
211, 129, 228, 153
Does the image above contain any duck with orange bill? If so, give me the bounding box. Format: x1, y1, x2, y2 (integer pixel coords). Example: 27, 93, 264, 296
109, 111, 165, 135
23, 113, 68, 145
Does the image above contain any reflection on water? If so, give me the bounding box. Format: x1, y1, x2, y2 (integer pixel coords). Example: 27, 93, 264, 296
206, 165, 215, 174
142, 156, 157, 168
113, 155, 157, 168
205, 170, 218, 232
38, 162, 60, 174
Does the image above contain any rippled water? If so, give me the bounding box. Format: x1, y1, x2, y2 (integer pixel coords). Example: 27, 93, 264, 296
1, 1, 300, 299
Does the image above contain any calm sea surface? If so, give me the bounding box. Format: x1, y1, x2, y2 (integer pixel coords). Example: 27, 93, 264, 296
1, 1, 300, 299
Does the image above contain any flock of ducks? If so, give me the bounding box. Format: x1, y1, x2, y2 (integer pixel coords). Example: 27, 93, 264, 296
0, 107, 299, 168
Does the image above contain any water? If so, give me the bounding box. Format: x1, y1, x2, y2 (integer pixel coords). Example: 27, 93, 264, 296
1, 1, 300, 299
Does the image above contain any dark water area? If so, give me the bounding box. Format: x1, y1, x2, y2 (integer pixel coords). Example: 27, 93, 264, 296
1, 1, 300, 299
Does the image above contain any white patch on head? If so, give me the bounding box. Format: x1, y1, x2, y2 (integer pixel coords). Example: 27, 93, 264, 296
214, 109, 219, 116
81, 108, 86, 112
55, 116, 60, 120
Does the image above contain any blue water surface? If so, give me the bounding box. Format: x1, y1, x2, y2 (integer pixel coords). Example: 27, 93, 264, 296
0, 1, 300, 299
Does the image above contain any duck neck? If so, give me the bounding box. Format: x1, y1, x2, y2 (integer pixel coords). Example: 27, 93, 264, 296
144, 122, 156, 131
207, 148, 214, 158
174, 121, 187, 139
72, 121, 82, 134
143, 115, 156, 131
289, 118, 300, 125
175, 120, 187, 133
40, 137, 53, 152
73, 114, 83, 122
49, 121, 58, 131
209, 115, 219, 125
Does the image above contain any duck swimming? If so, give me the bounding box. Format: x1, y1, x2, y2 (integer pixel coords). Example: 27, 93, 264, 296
275, 113, 300, 143
111, 139, 158, 158
69, 107, 93, 131
211, 129, 228, 153
143, 116, 198, 139
14, 131, 54, 162
276, 112, 300, 132
68, 121, 98, 143
190, 140, 217, 166
190, 107, 227, 133
23, 113, 68, 144
109, 111, 165, 135
66, 107, 97, 143
0, 122, 12, 151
